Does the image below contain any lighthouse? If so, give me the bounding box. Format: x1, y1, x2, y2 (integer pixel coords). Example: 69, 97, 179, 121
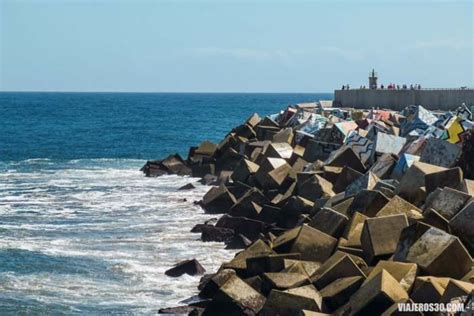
369, 69, 378, 89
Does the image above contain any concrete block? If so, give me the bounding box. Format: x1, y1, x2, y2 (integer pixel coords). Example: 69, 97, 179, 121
410, 276, 450, 303
265, 142, 294, 160
348, 270, 409, 315
425, 167, 463, 194
255, 157, 292, 189
347, 189, 390, 217
423, 187, 471, 220
245, 112, 261, 127
223, 239, 274, 272
450, 200, 474, 255
272, 127, 294, 144
370, 153, 398, 179
325, 146, 366, 173
284, 259, 322, 277
260, 287, 322, 315
420, 138, 462, 168
231, 159, 259, 183
272, 224, 338, 262
303, 140, 341, 162
261, 272, 309, 294
344, 131, 374, 165
391, 153, 420, 180
201, 185, 237, 214
297, 174, 335, 202
333, 167, 363, 194
401, 227, 472, 278
310, 252, 366, 290
396, 161, 446, 205
216, 215, 266, 241
344, 171, 380, 197
439, 279, 474, 304
246, 253, 301, 276
199, 269, 237, 298
228, 187, 268, 219
375, 195, 423, 222
165, 258, 206, 277
205, 275, 265, 315
309, 207, 349, 238
363, 261, 418, 292
343, 212, 368, 248
375, 132, 407, 156
360, 214, 409, 263
319, 276, 364, 313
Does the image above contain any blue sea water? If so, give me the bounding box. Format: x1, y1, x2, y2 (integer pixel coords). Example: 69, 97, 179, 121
0, 92, 331, 314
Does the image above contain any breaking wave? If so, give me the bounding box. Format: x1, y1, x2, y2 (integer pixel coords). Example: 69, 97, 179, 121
0, 159, 234, 314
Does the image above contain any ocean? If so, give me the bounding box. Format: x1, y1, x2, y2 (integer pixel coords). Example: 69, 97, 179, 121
0, 92, 331, 314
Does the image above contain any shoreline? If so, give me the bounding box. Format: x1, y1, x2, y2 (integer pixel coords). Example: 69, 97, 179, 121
147, 102, 474, 315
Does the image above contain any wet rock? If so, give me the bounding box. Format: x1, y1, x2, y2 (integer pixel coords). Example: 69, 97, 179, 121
165, 259, 206, 277
199, 174, 218, 185
199, 269, 237, 298
200, 225, 234, 242
178, 183, 196, 191
141, 154, 191, 177
215, 215, 266, 241
158, 305, 204, 315
201, 185, 236, 214
203, 275, 266, 315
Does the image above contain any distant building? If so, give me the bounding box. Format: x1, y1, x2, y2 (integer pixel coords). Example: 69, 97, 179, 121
334, 70, 474, 110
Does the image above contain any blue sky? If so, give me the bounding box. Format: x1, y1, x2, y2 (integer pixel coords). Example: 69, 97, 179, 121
1, 0, 472, 92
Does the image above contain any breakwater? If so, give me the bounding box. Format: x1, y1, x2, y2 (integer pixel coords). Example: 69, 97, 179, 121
146, 102, 474, 315
335, 88, 474, 111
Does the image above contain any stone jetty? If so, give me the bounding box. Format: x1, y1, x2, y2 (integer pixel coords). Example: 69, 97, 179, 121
144, 102, 474, 315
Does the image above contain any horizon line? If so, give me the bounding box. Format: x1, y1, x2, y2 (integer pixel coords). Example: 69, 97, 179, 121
0, 90, 334, 94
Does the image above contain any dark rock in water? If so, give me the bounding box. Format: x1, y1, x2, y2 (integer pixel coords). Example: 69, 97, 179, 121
215, 215, 266, 241
203, 275, 266, 315
199, 269, 237, 298
158, 305, 204, 315
225, 233, 252, 249
165, 259, 206, 277
200, 225, 234, 242
200, 185, 236, 214
199, 174, 219, 186
141, 154, 191, 177
178, 183, 196, 191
